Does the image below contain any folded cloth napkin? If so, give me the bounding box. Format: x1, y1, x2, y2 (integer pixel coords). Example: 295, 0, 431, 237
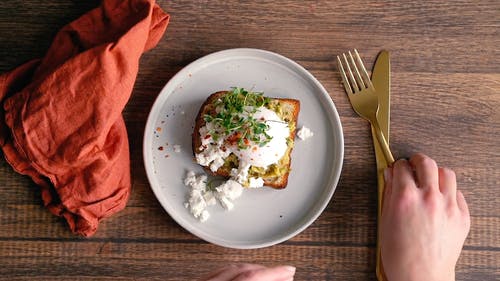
0, 0, 169, 236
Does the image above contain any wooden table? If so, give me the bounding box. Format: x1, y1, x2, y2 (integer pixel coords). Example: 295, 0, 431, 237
1, 1, 499, 280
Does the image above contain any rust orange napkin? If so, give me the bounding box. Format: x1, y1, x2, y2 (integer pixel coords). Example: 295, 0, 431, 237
0, 0, 169, 236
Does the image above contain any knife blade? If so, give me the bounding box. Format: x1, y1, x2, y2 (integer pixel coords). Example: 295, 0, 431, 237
371, 50, 390, 281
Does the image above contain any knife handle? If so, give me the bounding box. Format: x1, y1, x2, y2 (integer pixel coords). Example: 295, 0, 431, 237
373, 137, 389, 281
376, 168, 388, 281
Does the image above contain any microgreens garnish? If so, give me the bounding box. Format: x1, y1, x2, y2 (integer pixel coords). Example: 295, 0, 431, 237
203, 87, 272, 149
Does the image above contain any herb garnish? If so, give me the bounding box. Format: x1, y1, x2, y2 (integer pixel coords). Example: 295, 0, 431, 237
204, 87, 272, 149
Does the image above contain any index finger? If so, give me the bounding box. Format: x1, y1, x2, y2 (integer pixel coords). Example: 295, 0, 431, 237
232, 265, 296, 281
202, 264, 266, 281
409, 153, 439, 191
391, 159, 417, 197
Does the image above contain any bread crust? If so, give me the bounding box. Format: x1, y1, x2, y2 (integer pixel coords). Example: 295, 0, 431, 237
192, 91, 300, 189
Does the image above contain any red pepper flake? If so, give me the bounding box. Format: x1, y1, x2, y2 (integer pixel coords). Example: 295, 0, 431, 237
227, 132, 242, 145
221, 146, 227, 152
156, 127, 162, 132
204, 134, 211, 139
158, 146, 164, 151
244, 138, 250, 145
252, 146, 258, 152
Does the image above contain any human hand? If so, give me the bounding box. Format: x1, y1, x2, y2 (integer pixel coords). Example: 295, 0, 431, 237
200, 263, 296, 281
381, 153, 470, 281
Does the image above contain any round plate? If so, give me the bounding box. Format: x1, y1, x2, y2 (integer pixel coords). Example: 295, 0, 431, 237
143, 48, 344, 249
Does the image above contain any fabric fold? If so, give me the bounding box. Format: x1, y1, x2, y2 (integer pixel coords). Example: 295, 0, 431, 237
0, 0, 169, 236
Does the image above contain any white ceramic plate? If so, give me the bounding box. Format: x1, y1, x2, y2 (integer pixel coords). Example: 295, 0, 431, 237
143, 48, 343, 249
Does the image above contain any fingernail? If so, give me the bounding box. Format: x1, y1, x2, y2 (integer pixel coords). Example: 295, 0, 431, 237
283, 265, 296, 274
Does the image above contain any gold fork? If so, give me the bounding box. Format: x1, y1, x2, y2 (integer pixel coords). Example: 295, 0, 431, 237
337, 50, 395, 164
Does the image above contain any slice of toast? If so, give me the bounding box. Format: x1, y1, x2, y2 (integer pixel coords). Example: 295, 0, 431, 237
192, 90, 300, 189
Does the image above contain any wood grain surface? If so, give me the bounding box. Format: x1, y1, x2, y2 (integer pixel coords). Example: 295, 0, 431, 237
1, 0, 499, 280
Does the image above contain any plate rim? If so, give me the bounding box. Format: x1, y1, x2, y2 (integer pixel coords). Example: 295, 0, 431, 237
143, 48, 344, 249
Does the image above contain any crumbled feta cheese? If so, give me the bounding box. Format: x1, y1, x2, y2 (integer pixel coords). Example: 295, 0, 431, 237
184, 170, 196, 184
215, 180, 244, 211
195, 145, 231, 172
216, 180, 244, 200
199, 121, 224, 147
173, 145, 181, 153
203, 191, 217, 206
184, 172, 244, 222
210, 156, 225, 172
184, 171, 210, 221
187, 190, 207, 219
248, 177, 264, 188
297, 126, 314, 140
218, 196, 234, 210
184, 171, 207, 190
230, 162, 251, 185
199, 210, 210, 222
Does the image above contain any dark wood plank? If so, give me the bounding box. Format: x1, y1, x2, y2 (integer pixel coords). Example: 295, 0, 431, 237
0, 241, 497, 280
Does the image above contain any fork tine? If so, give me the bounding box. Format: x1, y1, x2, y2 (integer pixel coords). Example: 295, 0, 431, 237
348, 50, 366, 89
336, 56, 353, 95
342, 53, 360, 92
354, 49, 374, 89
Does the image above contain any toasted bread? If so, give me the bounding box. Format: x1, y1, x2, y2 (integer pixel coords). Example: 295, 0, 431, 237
192, 90, 300, 189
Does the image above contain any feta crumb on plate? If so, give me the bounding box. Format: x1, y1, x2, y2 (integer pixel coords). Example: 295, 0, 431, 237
183, 171, 244, 222
296, 126, 314, 140
173, 144, 181, 153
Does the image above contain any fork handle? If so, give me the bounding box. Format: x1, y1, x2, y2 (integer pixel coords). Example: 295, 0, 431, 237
372, 120, 395, 164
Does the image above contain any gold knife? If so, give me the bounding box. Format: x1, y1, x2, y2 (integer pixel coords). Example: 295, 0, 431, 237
371, 50, 390, 281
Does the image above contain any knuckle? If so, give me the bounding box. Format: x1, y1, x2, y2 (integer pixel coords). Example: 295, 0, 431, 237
395, 188, 417, 209
445, 203, 459, 217
420, 181, 439, 190
423, 190, 443, 211
238, 271, 258, 280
